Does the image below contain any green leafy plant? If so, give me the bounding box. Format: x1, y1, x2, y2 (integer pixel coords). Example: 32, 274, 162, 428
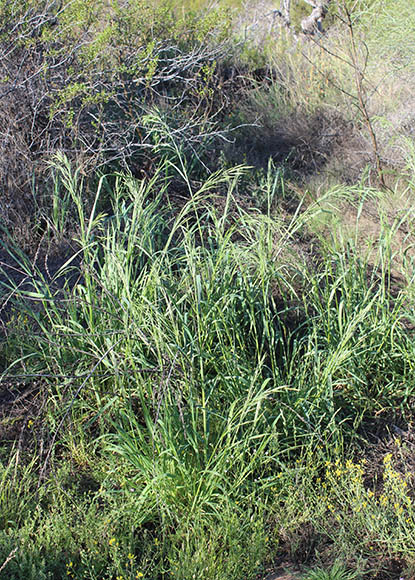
303, 561, 358, 580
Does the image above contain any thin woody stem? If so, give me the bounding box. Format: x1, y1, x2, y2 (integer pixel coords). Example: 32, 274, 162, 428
343, 2, 386, 188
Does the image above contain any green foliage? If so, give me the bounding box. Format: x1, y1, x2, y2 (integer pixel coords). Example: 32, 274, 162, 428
363, 0, 415, 71
2, 145, 415, 576
2, 1, 415, 578
303, 562, 358, 580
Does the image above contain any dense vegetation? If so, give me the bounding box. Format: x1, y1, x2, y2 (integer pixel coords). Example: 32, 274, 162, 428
1, 1, 415, 579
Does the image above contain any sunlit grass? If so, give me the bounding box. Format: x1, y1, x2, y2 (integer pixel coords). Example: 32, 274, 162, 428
1, 143, 415, 577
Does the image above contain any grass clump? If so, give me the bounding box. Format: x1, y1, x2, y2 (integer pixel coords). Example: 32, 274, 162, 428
1, 146, 415, 577
303, 561, 357, 580
2, 2, 415, 579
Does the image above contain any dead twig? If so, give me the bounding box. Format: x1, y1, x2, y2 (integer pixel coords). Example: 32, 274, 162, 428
0, 547, 18, 573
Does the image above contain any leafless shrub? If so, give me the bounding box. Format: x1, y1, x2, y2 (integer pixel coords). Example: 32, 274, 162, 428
0, 0, 234, 241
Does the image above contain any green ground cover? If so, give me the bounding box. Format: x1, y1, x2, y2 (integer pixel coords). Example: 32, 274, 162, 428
1, 1, 415, 579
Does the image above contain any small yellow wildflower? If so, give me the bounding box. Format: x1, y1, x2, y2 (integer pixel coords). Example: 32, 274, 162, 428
136, 573, 144, 578
109, 537, 116, 546
128, 553, 135, 560
394, 502, 403, 515
383, 453, 392, 465
27, 419, 34, 429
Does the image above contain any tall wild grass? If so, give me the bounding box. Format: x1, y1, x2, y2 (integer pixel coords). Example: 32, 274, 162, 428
1, 149, 415, 578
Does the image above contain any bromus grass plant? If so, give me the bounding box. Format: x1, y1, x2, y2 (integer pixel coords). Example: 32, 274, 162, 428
1, 147, 415, 578
3, 1, 415, 578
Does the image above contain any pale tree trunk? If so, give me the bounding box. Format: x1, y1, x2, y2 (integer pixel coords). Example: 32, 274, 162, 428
301, 0, 332, 35
275, 0, 331, 37
279, 0, 291, 28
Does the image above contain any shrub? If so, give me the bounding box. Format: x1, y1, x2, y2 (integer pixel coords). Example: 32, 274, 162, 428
0, 0, 234, 238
